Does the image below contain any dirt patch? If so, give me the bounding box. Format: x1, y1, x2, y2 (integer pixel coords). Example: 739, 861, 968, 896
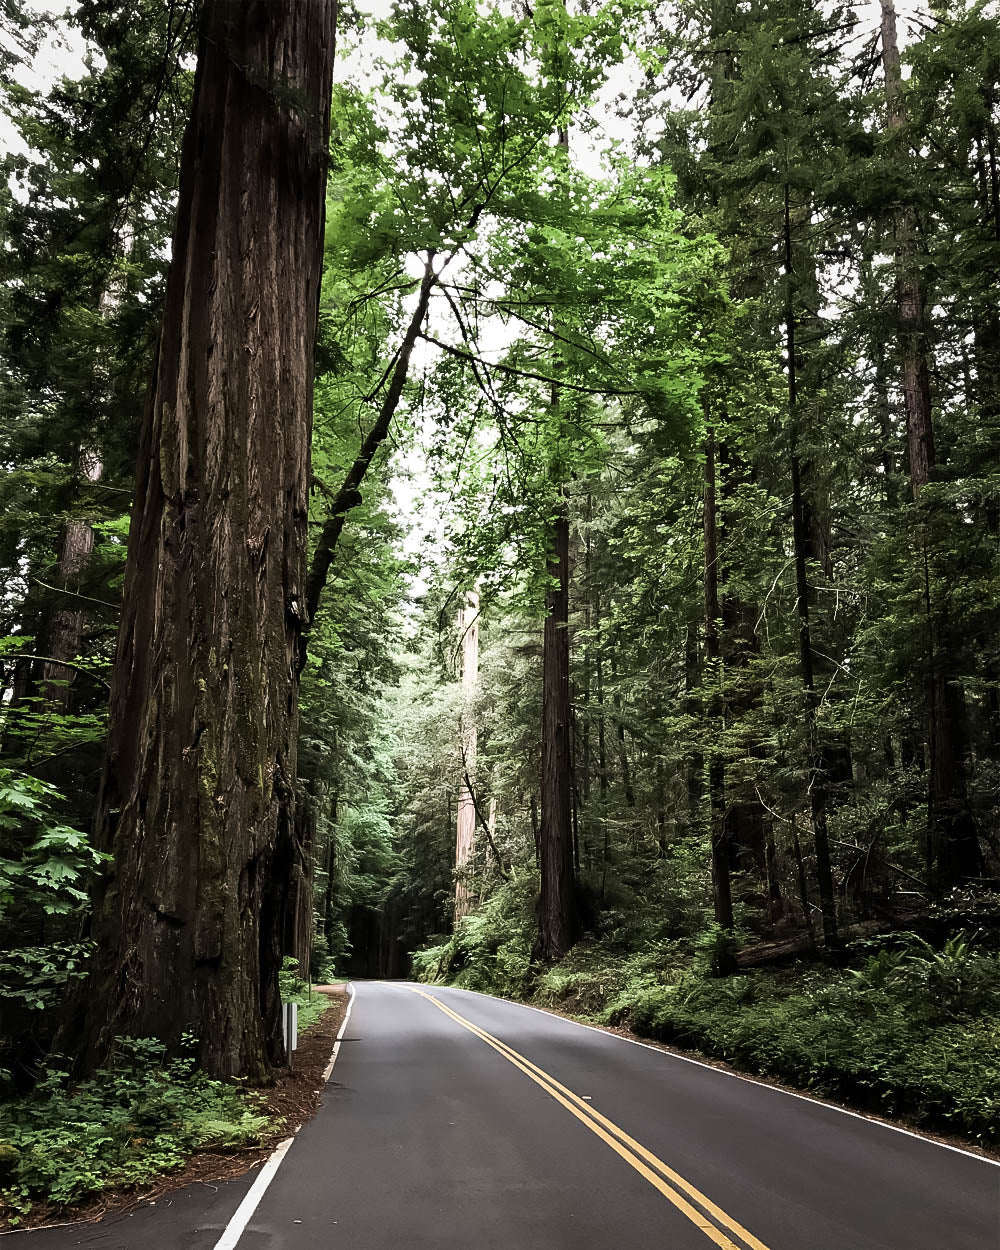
2, 987, 350, 1234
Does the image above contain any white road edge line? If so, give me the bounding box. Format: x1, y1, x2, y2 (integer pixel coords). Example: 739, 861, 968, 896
211, 982, 357, 1250
323, 982, 356, 1082
428, 983, 1000, 1169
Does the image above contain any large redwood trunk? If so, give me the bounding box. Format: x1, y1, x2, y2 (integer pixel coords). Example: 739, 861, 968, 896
73, 0, 337, 1080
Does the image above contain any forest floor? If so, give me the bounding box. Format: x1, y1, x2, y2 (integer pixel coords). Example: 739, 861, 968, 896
0, 987, 349, 1234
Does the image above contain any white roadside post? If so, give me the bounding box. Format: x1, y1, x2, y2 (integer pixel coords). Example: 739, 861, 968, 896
282, 1001, 298, 1069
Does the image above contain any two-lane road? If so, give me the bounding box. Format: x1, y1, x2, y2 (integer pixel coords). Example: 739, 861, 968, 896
15, 980, 1000, 1248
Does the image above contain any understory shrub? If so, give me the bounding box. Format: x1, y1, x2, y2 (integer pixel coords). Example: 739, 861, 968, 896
609, 970, 1000, 1144
412, 874, 538, 998
0, 1038, 270, 1221
279, 957, 331, 1034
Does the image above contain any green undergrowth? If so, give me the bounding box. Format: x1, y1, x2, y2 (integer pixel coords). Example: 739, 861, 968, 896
280, 957, 331, 1034
0, 969, 331, 1224
294, 991, 330, 1034
0, 1038, 270, 1223
414, 882, 1000, 1147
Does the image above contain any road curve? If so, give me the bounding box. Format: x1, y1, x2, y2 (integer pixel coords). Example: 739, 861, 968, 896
13, 979, 1000, 1248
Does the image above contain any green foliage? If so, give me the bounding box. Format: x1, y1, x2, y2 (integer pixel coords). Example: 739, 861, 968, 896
0, 773, 103, 1027
0, 942, 93, 1016
278, 958, 330, 1035
0, 1038, 270, 1220
610, 953, 1000, 1145
2, 0, 999, 1196
412, 876, 539, 999
693, 924, 741, 978
0, 771, 106, 920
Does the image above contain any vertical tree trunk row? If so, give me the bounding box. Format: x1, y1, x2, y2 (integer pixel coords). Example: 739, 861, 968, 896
879, 0, 982, 890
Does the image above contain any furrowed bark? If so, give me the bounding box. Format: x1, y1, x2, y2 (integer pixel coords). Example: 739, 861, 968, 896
70, 0, 338, 1081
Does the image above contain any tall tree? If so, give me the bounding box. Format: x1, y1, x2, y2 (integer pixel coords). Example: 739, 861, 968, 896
880, 0, 983, 889
455, 591, 480, 920
703, 415, 735, 949
69, 0, 338, 1080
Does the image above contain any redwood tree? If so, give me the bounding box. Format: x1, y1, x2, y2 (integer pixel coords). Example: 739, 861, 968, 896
880, 0, 982, 889
540, 479, 577, 960
72, 0, 338, 1080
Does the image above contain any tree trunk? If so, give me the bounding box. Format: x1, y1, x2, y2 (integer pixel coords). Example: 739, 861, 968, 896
610, 645, 635, 807
538, 93, 576, 962
288, 779, 315, 976
71, 0, 337, 1081
684, 618, 703, 819
717, 437, 768, 887
41, 455, 103, 709
704, 421, 735, 950
785, 184, 838, 948
880, 0, 982, 889
880, 0, 935, 490
455, 591, 479, 921
540, 494, 576, 960
322, 795, 338, 951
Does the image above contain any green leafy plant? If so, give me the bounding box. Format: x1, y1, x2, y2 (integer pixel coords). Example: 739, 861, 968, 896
278, 957, 329, 1035
0, 771, 108, 921
0, 1039, 271, 1221
848, 948, 907, 990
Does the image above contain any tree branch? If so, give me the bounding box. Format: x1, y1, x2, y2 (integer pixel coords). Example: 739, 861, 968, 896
303, 256, 438, 629
3, 653, 111, 690
460, 740, 511, 880
420, 332, 638, 397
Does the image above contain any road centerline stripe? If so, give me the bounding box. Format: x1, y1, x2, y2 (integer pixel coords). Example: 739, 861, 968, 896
409, 988, 771, 1250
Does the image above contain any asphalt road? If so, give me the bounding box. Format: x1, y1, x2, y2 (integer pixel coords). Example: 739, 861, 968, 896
12, 980, 1000, 1248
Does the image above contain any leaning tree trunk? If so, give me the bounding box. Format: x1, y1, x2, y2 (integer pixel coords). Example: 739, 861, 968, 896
71, 0, 337, 1081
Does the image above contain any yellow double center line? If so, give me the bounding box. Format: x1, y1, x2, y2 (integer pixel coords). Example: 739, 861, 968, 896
409, 989, 771, 1250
